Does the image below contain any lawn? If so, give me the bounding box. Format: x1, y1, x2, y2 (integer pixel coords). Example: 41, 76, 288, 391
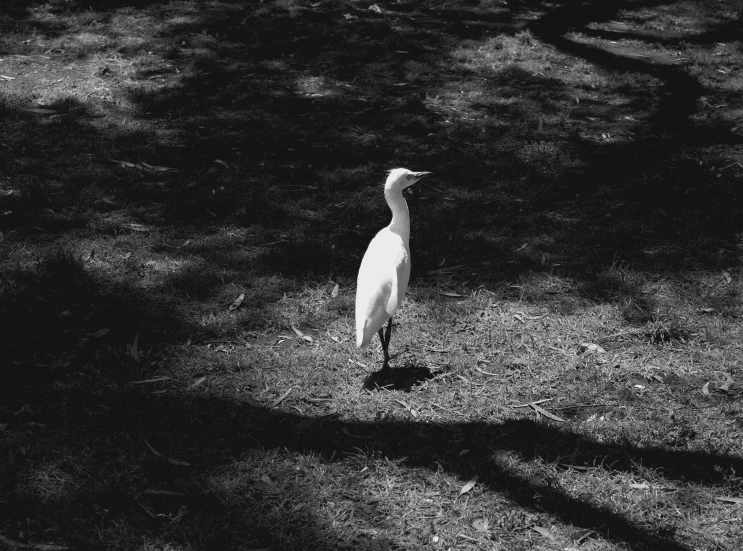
1, 0, 742, 550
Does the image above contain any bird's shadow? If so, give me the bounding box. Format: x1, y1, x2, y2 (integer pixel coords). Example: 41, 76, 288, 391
362, 363, 434, 392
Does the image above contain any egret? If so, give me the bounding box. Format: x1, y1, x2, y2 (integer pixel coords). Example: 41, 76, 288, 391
355, 168, 432, 373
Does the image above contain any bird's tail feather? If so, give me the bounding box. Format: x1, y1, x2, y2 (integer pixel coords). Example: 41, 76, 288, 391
356, 329, 367, 348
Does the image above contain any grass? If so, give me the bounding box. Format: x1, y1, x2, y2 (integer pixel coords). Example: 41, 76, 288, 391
1, 0, 742, 550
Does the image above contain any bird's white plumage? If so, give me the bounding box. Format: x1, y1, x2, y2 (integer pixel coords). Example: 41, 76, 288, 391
355, 169, 430, 355
355, 227, 410, 348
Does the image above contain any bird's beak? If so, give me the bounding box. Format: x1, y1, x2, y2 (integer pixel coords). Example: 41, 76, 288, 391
412, 171, 432, 181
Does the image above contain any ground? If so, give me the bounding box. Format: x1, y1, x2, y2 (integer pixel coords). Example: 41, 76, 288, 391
0, 0, 742, 550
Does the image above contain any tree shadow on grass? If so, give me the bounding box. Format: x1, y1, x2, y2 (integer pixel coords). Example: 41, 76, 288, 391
1, 0, 740, 282
3, 381, 740, 550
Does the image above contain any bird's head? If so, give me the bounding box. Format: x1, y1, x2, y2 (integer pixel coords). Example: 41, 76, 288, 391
384, 168, 432, 193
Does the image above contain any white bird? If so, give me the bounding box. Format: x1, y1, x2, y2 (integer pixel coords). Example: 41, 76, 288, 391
355, 168, 432, 373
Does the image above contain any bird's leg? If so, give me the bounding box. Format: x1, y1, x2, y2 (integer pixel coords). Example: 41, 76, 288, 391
384, 316, 393, 352
378, 317, 393, 372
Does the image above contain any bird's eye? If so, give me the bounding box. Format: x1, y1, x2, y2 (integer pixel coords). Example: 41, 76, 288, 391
406, 174, 412, 180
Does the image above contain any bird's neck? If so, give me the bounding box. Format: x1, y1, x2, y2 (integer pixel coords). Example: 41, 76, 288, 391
385, 189, 410, 244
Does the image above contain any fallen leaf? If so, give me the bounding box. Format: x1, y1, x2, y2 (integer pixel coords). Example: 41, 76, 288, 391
0, 189, 15, 197
21, 108, 57, 114
0, 75, 16, 80
125, 223, 153, 232
130, 376, 171, 384
702, 381, 710, 395
472, 518, 489, 532
395, 399, 418, 418
213, 159, 228, 167
530, 403, 565, 422
310, 1, 321, 6
574, 529, 597, 546
532, 526, 557, 541
122, 252, 132, 260
579, 342, 606, 354
140, 161, 177, 172
109, 158, 137, 168
511, 356, 530, 366
187, 376, 206, 390
167, 457, 191, 466
717, 496, 743, 505
515, 312, 548, 320
101, 197, 116, 205
130, 332, 141, 363
261, 475, 272, 484
429, 264, 463, 275
35, 542, 72, 550
629, 482, 650, 490
441, 291, 464, 297
143, 438, 162, 456
228, 293, 245, 311
331, 283, 339, 297
719, 372, 734, 392
137, 501, 157, 518
270, 387, 294, 407
722, 271, 732, 284
291, 325, 312, 342
143, 489, 186, 497
459, 474, 478, 495
368, 3, 382, 12
343, 13, 357, 19
88, 328, 110, 338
